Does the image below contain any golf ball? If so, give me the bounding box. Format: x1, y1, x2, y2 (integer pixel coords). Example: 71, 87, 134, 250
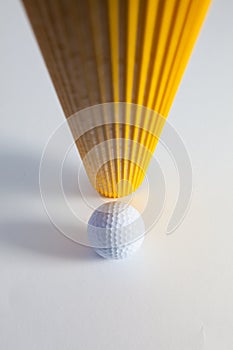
87, 201, 145, 259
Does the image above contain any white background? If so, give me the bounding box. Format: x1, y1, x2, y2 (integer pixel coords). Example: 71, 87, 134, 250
0, 0, 233, 349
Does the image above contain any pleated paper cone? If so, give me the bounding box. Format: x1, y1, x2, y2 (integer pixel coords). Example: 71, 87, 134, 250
68, 103, 165, 197
23, 0, 211, 197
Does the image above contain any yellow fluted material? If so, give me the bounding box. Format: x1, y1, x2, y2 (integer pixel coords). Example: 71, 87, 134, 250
23, 0, 211, 197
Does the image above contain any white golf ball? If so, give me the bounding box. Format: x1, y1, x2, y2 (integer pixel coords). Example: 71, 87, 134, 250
87, 201, 145, 259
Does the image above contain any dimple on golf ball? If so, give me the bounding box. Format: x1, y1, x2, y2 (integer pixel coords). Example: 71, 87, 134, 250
87, 201, 145, 259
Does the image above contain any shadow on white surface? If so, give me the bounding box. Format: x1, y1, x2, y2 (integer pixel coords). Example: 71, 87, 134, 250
0, 220, 99, 261
0, 148, 100, 260
0, 148, 92, 196
0, 150, 41, 193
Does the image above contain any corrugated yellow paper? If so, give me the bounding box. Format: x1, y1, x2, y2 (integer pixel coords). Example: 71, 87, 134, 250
23, 0, 211, 197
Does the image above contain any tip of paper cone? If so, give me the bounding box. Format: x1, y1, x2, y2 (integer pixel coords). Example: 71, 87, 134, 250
95, 179, 137, 198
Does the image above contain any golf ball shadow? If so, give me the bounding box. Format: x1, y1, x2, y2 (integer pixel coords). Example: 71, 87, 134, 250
87, 201, 145, 259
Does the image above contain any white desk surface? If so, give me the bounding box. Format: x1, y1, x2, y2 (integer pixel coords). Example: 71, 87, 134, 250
0, 1, 233, 349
